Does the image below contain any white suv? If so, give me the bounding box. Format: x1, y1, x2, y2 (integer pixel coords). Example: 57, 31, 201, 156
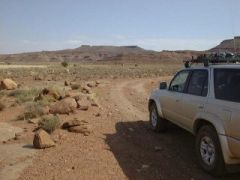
148, 65, 240, 176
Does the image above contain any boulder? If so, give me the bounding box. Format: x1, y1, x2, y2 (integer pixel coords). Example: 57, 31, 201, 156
62, 119, 82, 129
86, 81, 96, 88
49, 97, 77, 114
81, 86, 92, 94
68, 124, 91, 136
33, 129, 55, 149
78, 97, 91, 108
0, 79, 17, 90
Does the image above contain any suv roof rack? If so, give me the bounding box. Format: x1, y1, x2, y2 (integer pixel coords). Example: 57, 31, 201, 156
184, 52, 240, 68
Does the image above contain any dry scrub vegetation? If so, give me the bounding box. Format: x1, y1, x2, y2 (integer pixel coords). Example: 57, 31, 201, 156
0, 63, 181, 80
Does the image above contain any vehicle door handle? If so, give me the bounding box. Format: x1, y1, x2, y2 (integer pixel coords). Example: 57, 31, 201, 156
176, 99, 180, 102
198, 106, 204, 109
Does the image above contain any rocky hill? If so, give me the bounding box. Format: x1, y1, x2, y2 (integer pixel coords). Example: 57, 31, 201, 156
0, 45, 199, 63
0, 45, 150, 63
209, 36, 240, 53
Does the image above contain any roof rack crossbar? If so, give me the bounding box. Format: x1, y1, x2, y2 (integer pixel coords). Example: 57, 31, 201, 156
184, 54, 240, 68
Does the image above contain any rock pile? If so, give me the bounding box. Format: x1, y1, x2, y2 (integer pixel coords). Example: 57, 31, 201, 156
62, 119, 91, 136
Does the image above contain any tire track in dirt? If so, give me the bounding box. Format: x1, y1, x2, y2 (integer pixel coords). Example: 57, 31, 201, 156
110, 79, 148, 121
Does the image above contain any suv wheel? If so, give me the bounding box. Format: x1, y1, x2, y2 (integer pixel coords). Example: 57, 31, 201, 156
149, 103, 167, 132
195, 125, 225, 176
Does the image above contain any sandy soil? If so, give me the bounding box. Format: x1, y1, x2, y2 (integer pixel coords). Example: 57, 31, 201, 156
0, 77, 240, 180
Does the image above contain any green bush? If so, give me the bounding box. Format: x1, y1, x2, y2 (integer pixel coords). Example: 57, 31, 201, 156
38, 115, 60, 133
61, 61, 68, 67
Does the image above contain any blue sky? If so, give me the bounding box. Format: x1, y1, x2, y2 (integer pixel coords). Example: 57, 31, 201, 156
0, 0, 239, 54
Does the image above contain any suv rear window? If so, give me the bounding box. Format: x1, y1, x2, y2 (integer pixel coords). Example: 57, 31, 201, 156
187, 70, 208, 96
214, 68, 240, 103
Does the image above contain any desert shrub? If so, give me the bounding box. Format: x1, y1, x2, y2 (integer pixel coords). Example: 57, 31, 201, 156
38, 115, 60, 133
0, 101, 5, 111
87, 92, 97, 101
38, 95, 55, 106
20, 102, 46, 120
61, 61, 68, 67
9, 88, 41, 104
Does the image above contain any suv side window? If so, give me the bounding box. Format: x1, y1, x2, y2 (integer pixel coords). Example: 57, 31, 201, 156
214, 68, 240, 102
187, 70, 208, 96
169, 70, 190, 93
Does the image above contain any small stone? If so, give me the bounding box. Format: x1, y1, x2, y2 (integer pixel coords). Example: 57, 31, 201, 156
81, 86, 92, 94
64, 80, 69, 86
28, 118, 39, 124
95, 80, 100, 85
95, 113, 101, 117
14, 133, 21, 140
86, 82, 96, 88
79, 106, 89, 111
141, 164, 149, 169
91, 102, 99, 107
128, 128, 134, 132
154, 146, 163, 152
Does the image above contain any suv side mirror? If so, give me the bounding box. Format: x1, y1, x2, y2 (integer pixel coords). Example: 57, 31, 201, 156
159, 82, 167, 90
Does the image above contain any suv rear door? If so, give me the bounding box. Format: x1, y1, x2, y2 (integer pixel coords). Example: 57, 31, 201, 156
209, 68, 240, 139
180, 69, 209, 131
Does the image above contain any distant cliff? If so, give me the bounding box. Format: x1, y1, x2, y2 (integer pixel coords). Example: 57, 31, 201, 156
210, 36, 240, 53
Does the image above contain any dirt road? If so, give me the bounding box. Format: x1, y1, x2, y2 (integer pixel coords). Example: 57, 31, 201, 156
17, 78, 240, 180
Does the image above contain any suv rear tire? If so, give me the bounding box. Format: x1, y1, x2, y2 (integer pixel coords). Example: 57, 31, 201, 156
195, 125, 225, 176
149, 102, 167, 132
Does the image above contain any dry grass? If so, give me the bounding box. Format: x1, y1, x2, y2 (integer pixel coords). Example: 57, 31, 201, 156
38, 115, 60, 133
17, 102, 47, 120
9, 88, 41, 104
0, 63, 181, 80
